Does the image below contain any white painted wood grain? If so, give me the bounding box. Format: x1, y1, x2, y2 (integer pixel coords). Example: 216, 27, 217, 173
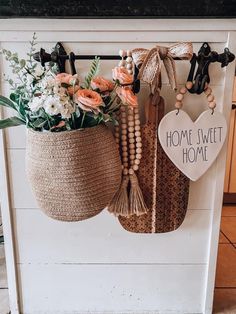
0, 19, 235, 32
0, 63, 20, 312
188, 164, 216, 210
17, 264, 205, 314
0, 30, 228, 43
6, 149, 38, 209
13, 209, 210, 264
203, 31, 236, 314
0, 20, 234, 314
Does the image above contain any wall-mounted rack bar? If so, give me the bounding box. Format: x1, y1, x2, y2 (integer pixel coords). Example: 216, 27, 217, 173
33, 42, 235, 95
33, 42, 182, 74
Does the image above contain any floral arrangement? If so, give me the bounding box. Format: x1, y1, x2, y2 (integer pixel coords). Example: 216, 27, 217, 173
0, 35, 138, 132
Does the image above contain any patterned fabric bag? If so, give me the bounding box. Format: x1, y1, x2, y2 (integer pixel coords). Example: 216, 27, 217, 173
119, 92, 190, 233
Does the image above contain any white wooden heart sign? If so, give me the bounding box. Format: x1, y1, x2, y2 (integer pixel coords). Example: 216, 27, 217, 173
158, 109, 227, 181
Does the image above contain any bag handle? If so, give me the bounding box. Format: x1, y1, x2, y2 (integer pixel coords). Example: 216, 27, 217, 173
145, 90, 165, 125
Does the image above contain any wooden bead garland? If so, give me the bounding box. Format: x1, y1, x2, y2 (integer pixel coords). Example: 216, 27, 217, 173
175, 82, 217, 112
108, 50, 148, 217
118, 49, 134, 75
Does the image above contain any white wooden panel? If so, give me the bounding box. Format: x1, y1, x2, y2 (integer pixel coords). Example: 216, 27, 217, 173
13, 209, 210, 264
0, 106, 20, 311
5, 126, 26, 150
6, 149, 38, 209
0, 18, 235, 32
203, 32, 236, 314
188, 165, 216, 210
17, 264, 205, 314
0, 20, 235, 314
0, 30, 228, 43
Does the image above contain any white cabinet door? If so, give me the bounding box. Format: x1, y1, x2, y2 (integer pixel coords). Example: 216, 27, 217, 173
0, 19, 236, 314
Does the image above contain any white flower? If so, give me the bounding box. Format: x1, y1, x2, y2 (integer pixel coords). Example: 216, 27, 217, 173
34, 66, 44, 79
46, 78, 57, 89
29, 96, 44, 112
43, 95, 61, 116
54, 85, 67, 96
60, 94, 71, 104
60, 102, 75, 119
39, 72, 57, 90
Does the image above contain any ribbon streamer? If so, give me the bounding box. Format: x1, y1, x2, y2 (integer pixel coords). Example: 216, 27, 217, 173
132, 43, 193, 93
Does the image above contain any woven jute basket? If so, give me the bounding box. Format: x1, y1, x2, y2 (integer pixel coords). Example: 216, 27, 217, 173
26, 124, 122, 222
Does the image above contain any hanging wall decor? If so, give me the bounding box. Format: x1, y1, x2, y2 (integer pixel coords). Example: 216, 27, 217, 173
119, 43, 192, 233
107, 50, 148, 217
158, 83, 227, 181
26, 124, 122, 221
1, 37, 234, 224
0, 36, 122, 221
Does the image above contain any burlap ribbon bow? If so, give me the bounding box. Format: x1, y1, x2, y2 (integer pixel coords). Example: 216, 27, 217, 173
132, 43, 193, 93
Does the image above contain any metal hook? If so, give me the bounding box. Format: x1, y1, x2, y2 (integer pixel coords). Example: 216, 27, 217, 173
132, 64, 140, 94
186, 42, 235, 95
69, 52, 76, 75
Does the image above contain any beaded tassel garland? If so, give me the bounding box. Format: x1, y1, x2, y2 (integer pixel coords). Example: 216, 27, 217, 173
175, 81, 216, 111
108, 50, 148, 217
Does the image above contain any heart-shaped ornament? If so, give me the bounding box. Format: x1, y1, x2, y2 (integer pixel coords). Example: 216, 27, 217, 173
158, 109, 227, 181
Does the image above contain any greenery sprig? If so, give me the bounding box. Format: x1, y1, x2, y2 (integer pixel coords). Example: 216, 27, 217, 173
83, 57, 100, 89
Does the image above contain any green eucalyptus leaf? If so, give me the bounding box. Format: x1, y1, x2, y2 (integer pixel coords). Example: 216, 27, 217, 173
0, 95, 17, 111
12, 56, 19, 64
10, 93, 19, 104
31, 118, 46, 128
6, 50, 11, 57
0, 116, 25, 129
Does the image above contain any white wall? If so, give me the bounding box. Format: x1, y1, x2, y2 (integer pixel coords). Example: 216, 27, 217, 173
0, 19, 236, 314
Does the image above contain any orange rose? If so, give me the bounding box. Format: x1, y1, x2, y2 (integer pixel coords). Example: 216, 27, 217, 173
75, 89, 103, 113
116, 87, 138, 107
55, 73, 79, 85
112, 67, 133, 85
50, 121, 66, 130
91, 76, 114, 92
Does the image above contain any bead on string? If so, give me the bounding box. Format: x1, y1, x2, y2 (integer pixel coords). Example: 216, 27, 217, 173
108, 49, 147, 217
175, 82, 216, 113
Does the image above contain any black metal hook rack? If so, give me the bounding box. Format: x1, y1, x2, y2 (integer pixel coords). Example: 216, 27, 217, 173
33, 42, 125, 74
33, 42, 184, 73
33, 42, 235, 95
187, 42, 235, 94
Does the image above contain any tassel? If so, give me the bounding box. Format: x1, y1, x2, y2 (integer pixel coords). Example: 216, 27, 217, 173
129, 172, 148, 216
107, 175, 130, 216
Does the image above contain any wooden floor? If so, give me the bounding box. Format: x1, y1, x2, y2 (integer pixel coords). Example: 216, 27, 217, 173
213, 206, 236, 313
0, 206, 235, 314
